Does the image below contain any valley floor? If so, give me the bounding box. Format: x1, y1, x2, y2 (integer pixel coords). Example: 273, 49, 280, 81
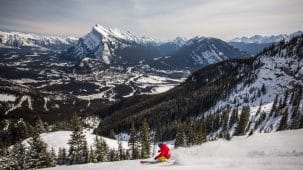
45, 129, 303, 170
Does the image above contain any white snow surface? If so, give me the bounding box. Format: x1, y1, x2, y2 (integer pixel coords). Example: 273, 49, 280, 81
0, 93, 16, 102
45, 129, 303, 170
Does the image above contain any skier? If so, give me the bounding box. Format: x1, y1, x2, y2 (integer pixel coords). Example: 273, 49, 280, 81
154, 143, 171, 162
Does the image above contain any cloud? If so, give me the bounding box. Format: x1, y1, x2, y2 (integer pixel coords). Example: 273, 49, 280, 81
0, 0, 302, 40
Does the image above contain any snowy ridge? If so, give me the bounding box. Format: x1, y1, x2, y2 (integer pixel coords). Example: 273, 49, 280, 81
0, 30, 77, 49
207, 36, 303, 134
170, 36, 187, 47
230, 31, 303, 44
187, 37, 249, 66
92, 24, 157, 44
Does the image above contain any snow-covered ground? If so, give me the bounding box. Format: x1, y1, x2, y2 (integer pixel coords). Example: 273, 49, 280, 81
22, 130, 128, 153
45, 129, 303, 170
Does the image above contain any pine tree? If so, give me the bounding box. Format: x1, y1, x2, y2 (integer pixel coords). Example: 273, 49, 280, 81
222, 111, 229, 138
27, 131, 53, 169
229, 108, 238, 128
67, 113, 89, 164
118, 141, 125, 160
0, 148, 13, 170
95, 136, 108, 162
140, 119, 151, 159
35, 116, 47, 133
11, 142, 27, 170
225, 132, 232, 140
108, 149, 118, 161
277, 107, 289, 131
89, 146, 97, 163
154, 123, 163, 143
128, 121, 140, 159
175, 125, 186, 148
186, 121, 196, 146
270, 95, 278, 117
50, 147, 57, 166
282, 90, 289, 108
261, 84, 266, 95
236, 106, 250, 135
299, 115, 303, 128
57, 148, 67, 165
125, 149, 131, 160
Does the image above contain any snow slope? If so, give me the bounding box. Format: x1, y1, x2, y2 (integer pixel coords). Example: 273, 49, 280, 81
207, 36, 303, 134
22, 130, 128, 153
44, 129, 303, 170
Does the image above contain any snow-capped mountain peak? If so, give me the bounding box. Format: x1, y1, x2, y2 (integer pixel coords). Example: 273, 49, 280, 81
171, 36, 187, 47
69, 24, 160, 64
0, 30, 77, 50
91, 24, 156, 44
230, 31, 303, 44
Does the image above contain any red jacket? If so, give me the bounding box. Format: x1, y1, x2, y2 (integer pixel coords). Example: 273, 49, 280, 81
155, 144, 171, 159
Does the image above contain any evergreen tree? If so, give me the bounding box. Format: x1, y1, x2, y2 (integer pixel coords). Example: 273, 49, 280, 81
186, 121, 195, 146
0, 148, 13, 170
229, 108, 238, 128
128, 121, 140, 159
95, 136, 108, 162
27, 131, 53, 169
118, 141, 125, 160
11, 142, 27, 170
261, 84, 266, 94
50, 147, 57, 166
277, 107, 289, 131
140, 119, 151, 159
236, 106, 250, 135
67, 113, 89, 164
225, 132, 232, 140
282, 90, 289, 108
299, 115, 303, 128
175, 125, 186, 148
89, 146, 97, 163
108, 149, 118, 161
57, 148, 67, 165
222, 111, 230, 138
35, 116, 47, 133
154, 122, 163, 142
125, 149, 131, 160
269, 95, 278, 117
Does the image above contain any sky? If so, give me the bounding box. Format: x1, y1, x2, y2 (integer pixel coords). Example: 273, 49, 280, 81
0, 0, 303, 41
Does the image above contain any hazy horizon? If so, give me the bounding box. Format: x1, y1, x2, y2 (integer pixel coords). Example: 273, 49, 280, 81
1, 0, 302, 41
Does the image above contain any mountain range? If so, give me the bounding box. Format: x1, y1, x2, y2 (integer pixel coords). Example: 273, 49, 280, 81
63, 24, 250, 69
229, 31, 303, 55
96, 34, 303, 139
0, 30, 77, 51
0, 26, 302, 141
